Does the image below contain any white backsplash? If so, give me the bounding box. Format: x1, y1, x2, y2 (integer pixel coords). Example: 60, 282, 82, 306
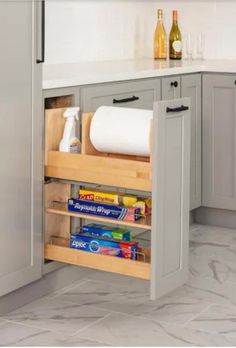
45, 0, 236, 64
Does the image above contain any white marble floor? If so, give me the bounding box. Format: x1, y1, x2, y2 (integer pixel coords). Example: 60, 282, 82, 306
2, 224, 236, 346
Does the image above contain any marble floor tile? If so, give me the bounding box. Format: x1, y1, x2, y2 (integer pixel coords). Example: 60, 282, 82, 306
2, 297, 111, 336
0, 321, 50, 347
62, 278, 210, 325
64, 336, 112, 347
46, 278, 89, 299
187, 304, 236, 336
0, 321, 107, 347
0, 318, 7, 326
76, 312, 236, 347
15, 332, 110, 347
190, 248, 236, 283
137, 296, 210, 325
189, 225, 236, 283
55, 278, 151, 315
173, 274, 236, 307
190, 225, 236, 246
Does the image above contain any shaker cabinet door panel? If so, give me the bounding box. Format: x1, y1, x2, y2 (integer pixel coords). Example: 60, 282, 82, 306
203, 74, 236, 210
0, 1, 42, 296
181, 74, 202, 210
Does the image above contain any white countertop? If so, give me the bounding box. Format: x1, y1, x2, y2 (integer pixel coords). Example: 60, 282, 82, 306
43, 59, 236, 90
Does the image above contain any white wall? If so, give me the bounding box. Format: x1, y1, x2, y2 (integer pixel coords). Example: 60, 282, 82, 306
45, 1, 236, 64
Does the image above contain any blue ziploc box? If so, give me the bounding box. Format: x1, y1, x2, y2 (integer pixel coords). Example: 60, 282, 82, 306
80, 224, 131, 241
68, 198, 141, 222
70, 233, 138, 260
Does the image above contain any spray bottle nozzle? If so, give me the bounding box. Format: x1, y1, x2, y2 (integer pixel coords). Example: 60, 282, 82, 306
63, 107, 80, 121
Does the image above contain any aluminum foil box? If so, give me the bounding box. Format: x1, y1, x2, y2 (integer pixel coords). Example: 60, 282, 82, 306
68, 198, 141, 221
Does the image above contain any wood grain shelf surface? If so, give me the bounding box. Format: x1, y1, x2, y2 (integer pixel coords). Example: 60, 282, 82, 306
47, 202, 152, 230
45, 151, 152, 192
45, 243, 150, 280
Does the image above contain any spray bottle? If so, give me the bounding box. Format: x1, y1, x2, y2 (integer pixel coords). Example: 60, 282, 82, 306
59, 107, 81, 153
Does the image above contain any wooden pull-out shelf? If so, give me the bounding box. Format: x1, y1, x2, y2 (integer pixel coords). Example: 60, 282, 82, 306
45, 151, 151, 191
45, 243, 150, 280
47, 202, 152, 230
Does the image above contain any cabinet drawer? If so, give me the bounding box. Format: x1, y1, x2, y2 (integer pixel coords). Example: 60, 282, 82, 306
81, 79, 161, 112
162, 76, 181, 100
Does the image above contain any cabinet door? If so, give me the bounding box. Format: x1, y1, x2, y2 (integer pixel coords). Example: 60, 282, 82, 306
203, 74, 236, 210
151, 98, 191, 299
81, 79, 161, 112
182, 74, 202, 210
162, 76, 181, 100
0, 1, 42, 296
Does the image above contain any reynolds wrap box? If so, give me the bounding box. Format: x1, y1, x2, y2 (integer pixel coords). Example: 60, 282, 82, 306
80, 224, 131, 241
70, 233, 138, 260
68, 198, 141, 222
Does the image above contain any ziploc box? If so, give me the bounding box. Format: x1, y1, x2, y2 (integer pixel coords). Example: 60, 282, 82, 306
80, 224, 131, 241
70, 233, 138, 260
68, 198, 141, 222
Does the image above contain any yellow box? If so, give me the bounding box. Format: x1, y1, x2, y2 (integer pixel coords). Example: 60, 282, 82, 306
79, 189, 138, 206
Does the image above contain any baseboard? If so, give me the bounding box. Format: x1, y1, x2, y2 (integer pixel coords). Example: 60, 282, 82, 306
194, 206, 236, 229
0, 264, 92, 316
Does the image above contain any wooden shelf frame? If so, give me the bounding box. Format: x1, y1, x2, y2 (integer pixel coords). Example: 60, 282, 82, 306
47, 202, 152, 230
45, 243, 150, 280
45, 151, 151, 192
44, 98, 192, 299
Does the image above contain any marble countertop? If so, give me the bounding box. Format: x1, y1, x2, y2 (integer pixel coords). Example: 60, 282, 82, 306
43, 59, 236, 90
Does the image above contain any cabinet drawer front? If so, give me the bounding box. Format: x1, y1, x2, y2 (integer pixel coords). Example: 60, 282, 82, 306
162, 76, 181, 100
81, 79, 161, 111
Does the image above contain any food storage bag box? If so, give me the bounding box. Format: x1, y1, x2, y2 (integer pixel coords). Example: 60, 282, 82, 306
70, 233, 138, 260
80, 223, 131, 241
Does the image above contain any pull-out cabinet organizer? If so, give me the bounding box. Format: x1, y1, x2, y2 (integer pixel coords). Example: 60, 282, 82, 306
44, 98, 191, 299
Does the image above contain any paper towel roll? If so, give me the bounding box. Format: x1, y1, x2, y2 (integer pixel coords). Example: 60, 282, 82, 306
90, 106, 153, 156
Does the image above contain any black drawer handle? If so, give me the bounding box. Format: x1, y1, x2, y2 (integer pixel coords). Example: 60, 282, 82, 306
166, 105, 189, 113
37, 0, 45, 64
170, 81, 178, 88
113, 96, 139, 104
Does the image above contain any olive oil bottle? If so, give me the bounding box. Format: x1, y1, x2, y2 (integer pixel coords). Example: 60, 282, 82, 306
169, 10, 182, 60
154, 9, 167, 60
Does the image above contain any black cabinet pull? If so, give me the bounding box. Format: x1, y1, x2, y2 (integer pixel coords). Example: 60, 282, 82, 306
37, 0, 45, 64
113, 96, 139, 104
171, 81, 178, 88
166, 105, 189, 113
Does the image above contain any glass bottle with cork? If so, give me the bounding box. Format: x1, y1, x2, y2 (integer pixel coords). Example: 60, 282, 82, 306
154, 9, 167, 60
169, 10, 182, 60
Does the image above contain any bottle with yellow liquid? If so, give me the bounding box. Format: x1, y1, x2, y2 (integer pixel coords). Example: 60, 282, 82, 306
169, 10, 182, 60
154, 9, 167, 60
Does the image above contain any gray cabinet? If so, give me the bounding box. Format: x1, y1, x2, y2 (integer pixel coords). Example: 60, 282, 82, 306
203, 74, 236, 210
162, 74, 202, 210
81, 79, 161, 111
161, 76, 181, 100
0, 1, 43, 296
181, 74, 202, 210
152, 98, 191, 299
